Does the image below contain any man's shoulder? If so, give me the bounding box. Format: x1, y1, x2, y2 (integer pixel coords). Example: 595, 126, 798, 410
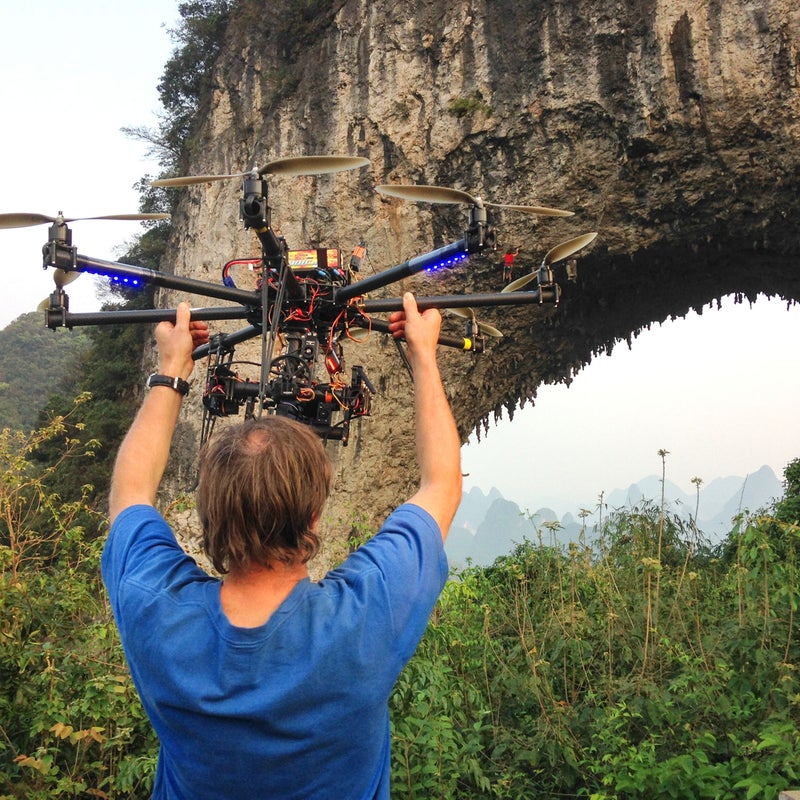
360, 503, 442, 560
106, 504, 174, 550
324, 503, 445, 586
111, 503, 165, 525
383, 503, 440, 536
102, 504, 192, 591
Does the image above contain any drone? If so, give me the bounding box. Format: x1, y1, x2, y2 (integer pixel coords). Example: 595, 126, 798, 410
1, 155, 597, 446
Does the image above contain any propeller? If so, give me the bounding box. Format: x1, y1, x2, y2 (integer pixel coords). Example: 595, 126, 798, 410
0, 211, 170, 229
502, 232, 598, 293
36, 267, 83, 311
52, 268, 82, 290
448, 307, 503, 338
0, 211, 169, 310
375, 184, 574, 217
151, 155, 371, 188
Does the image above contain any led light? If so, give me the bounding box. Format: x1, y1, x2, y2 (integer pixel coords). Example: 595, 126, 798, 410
425, 253, 468, 273
83, 266, 143, 288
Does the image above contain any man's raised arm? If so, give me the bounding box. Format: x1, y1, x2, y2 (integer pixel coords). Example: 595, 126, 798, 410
108, 303, 209, 524
388, 292, 462, 539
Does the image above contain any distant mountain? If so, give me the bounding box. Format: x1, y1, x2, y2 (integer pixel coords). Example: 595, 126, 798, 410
0, 312, 90, 431
703, 465, 784, 537
446, 487, 586, 567
446, 466, 785, 567
602, 465, 783, 539
447, 491, 533, 566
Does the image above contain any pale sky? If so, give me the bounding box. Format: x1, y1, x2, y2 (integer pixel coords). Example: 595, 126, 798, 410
2, 2, 798, 511
462, 298, 800, 511
0, 1, 176, 321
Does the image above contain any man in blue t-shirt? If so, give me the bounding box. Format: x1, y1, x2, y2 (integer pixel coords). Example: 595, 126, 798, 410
102, 293, 462, 799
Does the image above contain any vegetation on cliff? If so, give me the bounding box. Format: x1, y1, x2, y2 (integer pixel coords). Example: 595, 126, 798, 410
125, 0, 232, 176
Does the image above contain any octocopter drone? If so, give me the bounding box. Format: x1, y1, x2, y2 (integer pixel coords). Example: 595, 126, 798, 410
1, 155, 597, 445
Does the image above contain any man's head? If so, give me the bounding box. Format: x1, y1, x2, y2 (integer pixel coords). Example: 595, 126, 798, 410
196, 416, 333, 573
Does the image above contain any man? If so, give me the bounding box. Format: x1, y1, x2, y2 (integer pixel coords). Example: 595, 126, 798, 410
102, 293, 462, 799
502, 246, 519, 283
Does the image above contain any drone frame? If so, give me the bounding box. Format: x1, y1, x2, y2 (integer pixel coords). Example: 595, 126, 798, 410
34, 163, 594, 444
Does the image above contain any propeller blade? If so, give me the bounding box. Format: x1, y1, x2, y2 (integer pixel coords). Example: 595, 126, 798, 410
377, 185, 574, 215
448, 307, 503, 337
0, 211, 170, 228
376, 184, 477, 205
260, 155, 371, 176
502, 272, 537, 293
53, 268, 82, 290
475, 320, 503, 338
74, 213, 171, 223
0, 212, 58, 228
151, 173, 246, 187
485, 201, 574, 217
153, 156, 371, 187
37, 280, 77, 311
543, 232, 598, 266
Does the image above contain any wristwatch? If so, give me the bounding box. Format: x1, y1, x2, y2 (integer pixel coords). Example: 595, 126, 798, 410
146, 373, 190, 396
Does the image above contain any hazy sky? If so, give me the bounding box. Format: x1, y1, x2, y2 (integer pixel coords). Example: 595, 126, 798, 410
0, 2, 176, 321
462, 298, 800, 511
2, 2, 798, 512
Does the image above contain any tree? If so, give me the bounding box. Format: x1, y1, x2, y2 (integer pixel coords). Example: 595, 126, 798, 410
0, 409, 157, 796
0, 314, 89, 432
775, 457, 800, 525
156, 0, 232, 169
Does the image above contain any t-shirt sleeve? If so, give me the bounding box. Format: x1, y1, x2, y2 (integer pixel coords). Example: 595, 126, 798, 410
327, 503, 448, 661
101, 505, 199, 615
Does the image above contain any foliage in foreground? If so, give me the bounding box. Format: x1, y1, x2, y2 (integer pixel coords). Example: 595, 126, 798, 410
0, 407, 157, 799
2, 416, 799, 798
391, 473, 800, 800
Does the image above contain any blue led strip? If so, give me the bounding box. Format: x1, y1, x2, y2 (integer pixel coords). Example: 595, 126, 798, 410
425, 253, 468, 273
335, 238, 470, 303
83, 267, 143, 288
73, 254, 261, 306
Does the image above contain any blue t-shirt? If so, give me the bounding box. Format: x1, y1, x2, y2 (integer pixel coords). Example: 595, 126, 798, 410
102, 503, 447, 800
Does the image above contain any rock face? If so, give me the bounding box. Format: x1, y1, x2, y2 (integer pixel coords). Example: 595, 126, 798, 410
158, 0, 800, 567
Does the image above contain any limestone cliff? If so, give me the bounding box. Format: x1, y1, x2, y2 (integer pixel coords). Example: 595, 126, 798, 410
157, 0, 800, 566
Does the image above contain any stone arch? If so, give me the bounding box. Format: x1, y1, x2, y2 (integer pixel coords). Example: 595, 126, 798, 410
161, 0, 800, 564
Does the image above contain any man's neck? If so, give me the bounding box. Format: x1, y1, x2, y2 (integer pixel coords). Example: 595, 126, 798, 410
220, 560, 309, 628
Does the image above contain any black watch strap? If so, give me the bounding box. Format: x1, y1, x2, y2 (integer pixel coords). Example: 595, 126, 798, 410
146, 373, 190, 396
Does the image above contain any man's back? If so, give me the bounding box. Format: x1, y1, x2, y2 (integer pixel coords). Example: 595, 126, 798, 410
103, 502, 447, 799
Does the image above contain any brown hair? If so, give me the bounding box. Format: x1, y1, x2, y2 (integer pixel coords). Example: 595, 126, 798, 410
196, 416, 333, 573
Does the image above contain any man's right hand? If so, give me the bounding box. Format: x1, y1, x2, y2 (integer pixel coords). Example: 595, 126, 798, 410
388, 292, 441, 368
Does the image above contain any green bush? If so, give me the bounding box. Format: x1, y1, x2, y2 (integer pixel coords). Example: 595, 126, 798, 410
0, 410, 156, 798
389, 464, 800, 799
447, 94, 494, 118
